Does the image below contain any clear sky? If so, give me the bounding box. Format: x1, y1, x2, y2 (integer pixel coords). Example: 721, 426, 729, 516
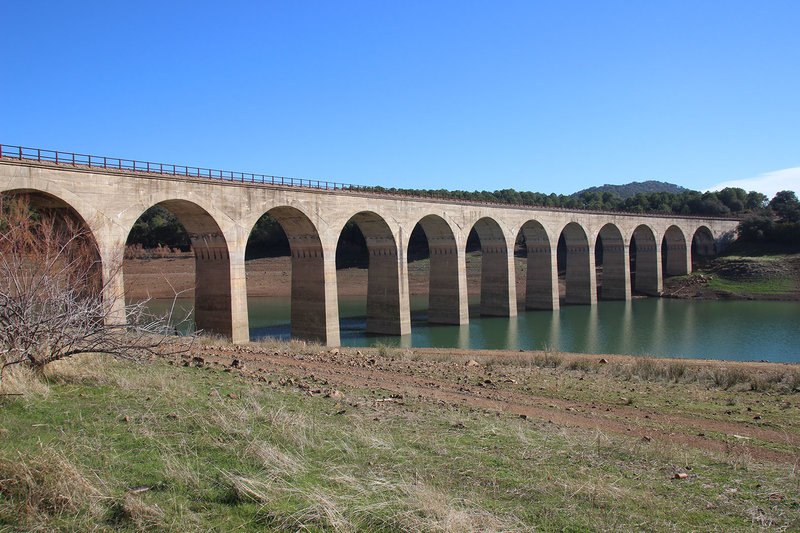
2, 1, 798, 196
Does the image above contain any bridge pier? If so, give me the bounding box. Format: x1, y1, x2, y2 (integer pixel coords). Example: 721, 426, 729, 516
562, 223, 597, 305
525, 240, 559, 310
566, 243, 597, 305
632, 228, 663, 295
288, 242, 340, 345
600, 242, 631, 300
100, 241, 127, 326
428, 241, 469, 325
366, 240, 411, 336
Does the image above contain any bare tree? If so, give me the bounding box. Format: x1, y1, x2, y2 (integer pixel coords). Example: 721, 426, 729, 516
0, 195, 191, 379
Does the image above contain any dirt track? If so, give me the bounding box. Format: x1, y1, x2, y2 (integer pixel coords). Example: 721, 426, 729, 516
188, 344, 800, 465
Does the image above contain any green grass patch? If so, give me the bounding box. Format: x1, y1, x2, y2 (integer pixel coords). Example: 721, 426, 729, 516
705, 274, 795, 296
1, 355, 799, 532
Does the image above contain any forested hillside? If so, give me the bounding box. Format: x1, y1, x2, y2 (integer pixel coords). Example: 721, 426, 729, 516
572, 180, 688, 199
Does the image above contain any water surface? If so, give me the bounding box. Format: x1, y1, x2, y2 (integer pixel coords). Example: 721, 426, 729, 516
147, 296, 800, 362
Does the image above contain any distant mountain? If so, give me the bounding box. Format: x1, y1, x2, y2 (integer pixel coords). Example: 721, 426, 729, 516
572, 180, 690, 199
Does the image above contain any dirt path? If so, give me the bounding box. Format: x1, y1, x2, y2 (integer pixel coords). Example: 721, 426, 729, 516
188, 344, 800, 465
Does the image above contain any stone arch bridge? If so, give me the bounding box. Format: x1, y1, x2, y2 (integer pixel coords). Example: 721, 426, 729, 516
0, 150, 739, 346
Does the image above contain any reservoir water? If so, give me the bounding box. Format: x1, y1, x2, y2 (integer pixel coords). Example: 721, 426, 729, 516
150, 297, 800, 363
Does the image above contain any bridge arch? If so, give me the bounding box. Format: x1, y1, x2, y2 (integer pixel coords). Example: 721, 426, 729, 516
516, 220, 558, 310
662, 225, 690, 277
125, 199, 235, 338
0, 188, 116, 319
629, 224, 661, 295
338, 211, 409, 336
469, 217, 516, 316
691, 225, 716, 268
558, 222, 596, 305
245, 206, 337, 344
595, 223, 629, 300
408, 214, 467, 325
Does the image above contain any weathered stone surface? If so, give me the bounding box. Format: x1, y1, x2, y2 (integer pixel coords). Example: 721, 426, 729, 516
0, 159, 739, 346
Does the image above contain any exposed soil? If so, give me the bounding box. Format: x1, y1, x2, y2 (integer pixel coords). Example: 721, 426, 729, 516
188, 344, 800, 465
662, 255, 800, 301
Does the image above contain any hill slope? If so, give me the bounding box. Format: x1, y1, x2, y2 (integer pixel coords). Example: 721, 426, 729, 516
573, 180, 689, 199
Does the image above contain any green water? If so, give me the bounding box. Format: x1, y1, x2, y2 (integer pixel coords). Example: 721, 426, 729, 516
149, 297, 800, 362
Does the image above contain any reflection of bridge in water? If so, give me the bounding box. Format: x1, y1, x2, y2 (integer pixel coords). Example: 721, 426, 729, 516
0, 145, 739, 346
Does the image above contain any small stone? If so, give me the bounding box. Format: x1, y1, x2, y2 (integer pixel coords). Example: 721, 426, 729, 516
228, 393, 238, 399
465, 360, 480, 367
166, 413, 178, 419
519, 414, 528, 420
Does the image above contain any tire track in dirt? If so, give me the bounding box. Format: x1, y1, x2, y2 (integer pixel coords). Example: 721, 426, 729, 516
195, 347, 800, 465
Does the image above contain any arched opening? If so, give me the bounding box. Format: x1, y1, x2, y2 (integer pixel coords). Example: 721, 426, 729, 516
1, 190, 103, 300
468, 217, 515, 316
662, 225, 689, 277
691, 226, 716, 269
516, 220, 558, 310
557, 222, 595, 305
409, 215, 465, 325
245, 207, 331, 343
336, 212, 408, 335
124, 200, 233, 337
595, 224, 628, 300
630, 225, 661, 295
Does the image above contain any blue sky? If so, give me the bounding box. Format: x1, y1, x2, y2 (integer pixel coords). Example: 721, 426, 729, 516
2, 1, 798, 196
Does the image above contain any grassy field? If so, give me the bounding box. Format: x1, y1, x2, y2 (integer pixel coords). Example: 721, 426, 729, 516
2, 348, 799, 532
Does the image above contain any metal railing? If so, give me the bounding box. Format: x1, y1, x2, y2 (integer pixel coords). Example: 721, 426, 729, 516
0, 144, 367, 192
0, 143, 739, 220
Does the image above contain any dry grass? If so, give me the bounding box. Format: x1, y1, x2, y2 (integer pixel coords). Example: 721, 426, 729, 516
0, 447, 106, 526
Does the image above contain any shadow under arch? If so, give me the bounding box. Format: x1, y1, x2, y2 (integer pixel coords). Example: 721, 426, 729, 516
662, 225, 690, 277
339, 211, 408, 335
595, 223, 629, 300
558, 222, 595, 305
410, 214, 466, 325
126, 199, 233, 338
470, 217, 515, 317
517, 220, 558, 310
245, 206, 335, 343
691, 226, 716, 269
630, 224, 661, 295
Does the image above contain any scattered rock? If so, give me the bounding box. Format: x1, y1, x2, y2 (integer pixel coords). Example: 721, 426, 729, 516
231, 359, 246, 370
166, 413, 179, 419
